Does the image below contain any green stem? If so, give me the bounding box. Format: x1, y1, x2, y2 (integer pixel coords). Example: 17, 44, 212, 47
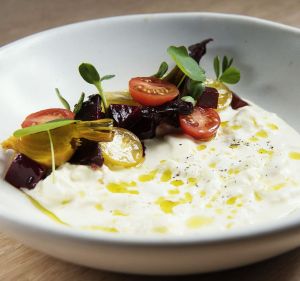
47, 130, 56, 184
177, 74, 186, 88
95, 81, 108, 112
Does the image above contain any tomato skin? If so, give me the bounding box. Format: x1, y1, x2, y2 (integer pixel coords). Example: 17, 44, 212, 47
129, 77, 179, 106
179, 107, 220, 141
21, 108, 75, 128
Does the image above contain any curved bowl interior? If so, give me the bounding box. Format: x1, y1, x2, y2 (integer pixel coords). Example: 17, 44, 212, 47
0, 13, 300, 274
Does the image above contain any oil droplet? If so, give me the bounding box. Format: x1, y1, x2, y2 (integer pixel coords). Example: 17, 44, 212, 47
168, 188, 180, 195
139, 169, 158, 182
197, 144, 207, 151
156, 197, 179, 214
251, 118, 259, 128
61, 199, 72, 205
113, 210, 127, 216
228, 168, 240, 175
161, 169, 172, 182
209, 162, 217, 168
79, 191, 86, 198
289, 152, 300, 160
184, 192, 193, 203
210, 147, 216, 152
249, 136, 259, 142
205, 203, 213, 208
254, 192, 262, 201
199, 190, 206, 197
229, 144, 239, 149
188, 177, 198, 186
226, 196, 239, 205
227, 215, 234, 219
95, 204, 103, 211
106, 181, 138, 194
220, 121, 228, 128
215, 208, 223, 214
160, 160, 166, 164
82, 225, 118, 233
27, 195, 67, 225
226, 222, 234, 229
258, 148, 273, 156
153, 226, 168, 234
267, 123, 279, 130
256, 130, 268, 138
230, 125, 242, 130
186, 216, 214, 229
271, 183, 285, 191
171, 179, 184, 187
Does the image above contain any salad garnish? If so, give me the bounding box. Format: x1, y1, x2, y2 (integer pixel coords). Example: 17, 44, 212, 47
1, 38, 248, 190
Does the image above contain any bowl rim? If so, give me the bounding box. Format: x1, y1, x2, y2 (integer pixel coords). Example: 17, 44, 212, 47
1, 12, 300, 246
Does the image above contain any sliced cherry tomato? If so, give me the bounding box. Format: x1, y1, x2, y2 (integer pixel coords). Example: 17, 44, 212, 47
129, 77, 179, 106
21, 108, 75, 128
179, 107, 220, 141
100, 128, 144, 168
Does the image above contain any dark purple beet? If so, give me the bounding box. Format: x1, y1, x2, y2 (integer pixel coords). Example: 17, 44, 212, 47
69, 139, 104, 167
188, 38, 213, 63
231, 93, 249, 109
75, 94, 105, 121
108, 104, 142, 128
5, 154, 48, 189
197, 87, 219, 109
108, 100, 193, 139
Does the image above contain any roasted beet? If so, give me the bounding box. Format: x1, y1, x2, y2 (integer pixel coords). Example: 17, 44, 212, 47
75, 94, 105, 121
197, 87, 219, 109
108, 100, 193, 139
69, 139, 104, 167
5, 154, 48, 189
188, 38, 213, 63
231, 93, 249, 109
108, 104, 142, 128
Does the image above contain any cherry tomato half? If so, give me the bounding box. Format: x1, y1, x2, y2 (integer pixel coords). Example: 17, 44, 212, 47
129, 77, 179, 106
179, 107, 220, 141
21, 108, 75, 128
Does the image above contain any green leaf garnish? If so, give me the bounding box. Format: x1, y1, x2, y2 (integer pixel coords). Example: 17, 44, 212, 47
47, 130, 56, 183
186, 80, 205, 100
181, 96, 196, 106
222, 56, 229, 72
219, 66, 241, 84
213, 56, 220, 79
167, 46, 205, 82
73, 92, 85, 114
55, 88, 70, 110
153, 62, 169, 78
100, 74, 116, 82
79, 63, 100, 84
79, 63, 114, 111
13, 119, 78, 138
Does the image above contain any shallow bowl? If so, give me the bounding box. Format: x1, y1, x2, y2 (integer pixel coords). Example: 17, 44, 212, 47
0, 13, 300, 275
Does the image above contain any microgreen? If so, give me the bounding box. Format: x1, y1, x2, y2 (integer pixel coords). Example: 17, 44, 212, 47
181, 96, 196, 106
167, 46, 206, 82
47, 130, 56, 183
55, 88, 71, 110
213, 56, 240, 84
73, 92, 85, 114
13, 119, 77, 138
79, 63, 115, 111
153, 62, 169, 78
186, 79, 205, 100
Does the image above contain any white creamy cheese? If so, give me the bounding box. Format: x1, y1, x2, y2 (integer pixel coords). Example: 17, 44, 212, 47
25, 103, 300, 236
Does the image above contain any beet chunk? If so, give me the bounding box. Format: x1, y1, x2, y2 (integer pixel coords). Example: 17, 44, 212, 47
197, 87, 219, 109
108, 104, 142, 128
231, 93, 249, 109
5, 154, 48, 189
69, 139, 104, 167
75, 94, 105, 121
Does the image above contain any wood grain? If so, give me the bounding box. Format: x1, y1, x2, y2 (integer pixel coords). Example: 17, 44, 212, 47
0, 0, 300, 280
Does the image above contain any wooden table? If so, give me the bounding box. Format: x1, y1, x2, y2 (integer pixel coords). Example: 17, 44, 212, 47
1, 0, 299, 280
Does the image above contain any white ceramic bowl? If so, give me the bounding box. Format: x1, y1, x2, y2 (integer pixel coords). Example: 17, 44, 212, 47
0, 13, 300, 275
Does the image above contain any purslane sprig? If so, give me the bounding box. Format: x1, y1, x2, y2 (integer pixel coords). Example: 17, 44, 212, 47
153, 62, 169, 78
79, 63, 115, 112
213, 56, 240, 84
